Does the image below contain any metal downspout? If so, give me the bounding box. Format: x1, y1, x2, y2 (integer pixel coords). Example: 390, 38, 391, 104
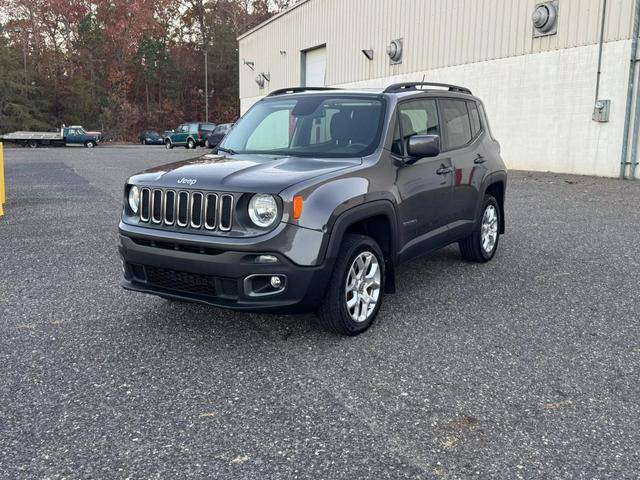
620, 0, 640, 179
595, 0, 607, 104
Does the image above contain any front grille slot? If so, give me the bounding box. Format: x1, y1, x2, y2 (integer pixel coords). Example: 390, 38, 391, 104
219, 194, 233, 231
177, 192, 189, 227
136, 188, 233, 232
151, 189, 163, 223
140, 188, 151, 222
204, 194, 218, 230
137, 264, 239, 298
164, 190, 176, 225
190, 192, 203, 228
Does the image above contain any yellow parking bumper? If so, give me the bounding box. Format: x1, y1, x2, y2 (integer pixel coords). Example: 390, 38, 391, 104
0, 142, 4, 216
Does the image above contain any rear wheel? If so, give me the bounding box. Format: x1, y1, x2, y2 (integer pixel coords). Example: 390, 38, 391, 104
459, 194, 500, 262
165, 139, 173, 149
28, 140, 38, 148
317, 234, 385, 336
187, 138, 196, 149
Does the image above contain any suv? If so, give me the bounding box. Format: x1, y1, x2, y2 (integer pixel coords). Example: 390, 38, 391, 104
119, 83, 507, 336
164, 122, 216, 149
205, 123, 234, 148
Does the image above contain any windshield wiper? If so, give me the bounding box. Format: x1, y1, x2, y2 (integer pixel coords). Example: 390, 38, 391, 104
217, 146, 237, 155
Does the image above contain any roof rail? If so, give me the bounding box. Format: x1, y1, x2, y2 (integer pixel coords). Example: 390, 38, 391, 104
383, 82, 472, 95
267, 87, 342, 97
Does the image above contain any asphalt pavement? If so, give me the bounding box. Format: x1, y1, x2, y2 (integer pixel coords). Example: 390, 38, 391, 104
1, 145, 639, 479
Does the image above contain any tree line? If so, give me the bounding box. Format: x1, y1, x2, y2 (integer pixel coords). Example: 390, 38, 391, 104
0, 0, 288, 140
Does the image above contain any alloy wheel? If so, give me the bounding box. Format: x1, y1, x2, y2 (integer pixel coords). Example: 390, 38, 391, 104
481, 205, 499, 254
345, 251, 381, 323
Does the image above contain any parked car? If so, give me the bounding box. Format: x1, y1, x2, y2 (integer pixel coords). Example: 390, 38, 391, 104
1, 125, 100, 148
138, 130, 164, 145
205, 123, 233, 148
119, 83, 507, 335
164, 122, 216, 149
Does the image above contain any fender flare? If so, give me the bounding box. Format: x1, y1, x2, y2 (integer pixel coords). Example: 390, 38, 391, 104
321, 199, 399, 266
477, 170, 508, 234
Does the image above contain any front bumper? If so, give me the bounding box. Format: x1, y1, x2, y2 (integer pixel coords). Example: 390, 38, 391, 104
118, 226, 333, 314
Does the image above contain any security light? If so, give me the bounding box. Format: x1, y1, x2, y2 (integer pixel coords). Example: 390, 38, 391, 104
386, 39, 403, 64
362, 49, 374, 61
533, 1, 559, 37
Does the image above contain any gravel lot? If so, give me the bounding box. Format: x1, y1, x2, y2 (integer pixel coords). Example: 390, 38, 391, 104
1, 145, 639, 479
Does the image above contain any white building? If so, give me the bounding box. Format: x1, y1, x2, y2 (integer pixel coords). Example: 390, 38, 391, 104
238, 0, 640, 179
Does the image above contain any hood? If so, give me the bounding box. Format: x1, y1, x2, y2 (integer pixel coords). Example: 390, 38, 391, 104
129, 153, 361, 193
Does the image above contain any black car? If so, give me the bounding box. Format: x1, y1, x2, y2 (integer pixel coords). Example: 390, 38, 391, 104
138, 130, 164, 145
120, 83, 507, 335
204, 123, 233, 148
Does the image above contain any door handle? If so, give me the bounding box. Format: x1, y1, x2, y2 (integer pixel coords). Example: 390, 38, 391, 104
474, 154, 486, 164
436, 166, 453, 175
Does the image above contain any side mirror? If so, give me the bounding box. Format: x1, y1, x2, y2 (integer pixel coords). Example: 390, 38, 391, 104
406, 135, 440, 161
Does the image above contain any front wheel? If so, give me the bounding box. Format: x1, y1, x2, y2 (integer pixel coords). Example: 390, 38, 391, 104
84, 141, 95, 148
165, 139, 173, 149
317, 234, 385, 336
459, 194, 501, 262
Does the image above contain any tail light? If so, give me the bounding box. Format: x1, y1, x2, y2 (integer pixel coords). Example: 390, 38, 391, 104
198, 132, 202, 139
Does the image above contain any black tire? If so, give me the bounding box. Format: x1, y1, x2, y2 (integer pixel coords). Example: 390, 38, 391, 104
187, 138, 195, 149
459, 194, 501, 262
205, 139, 210, 148
28, 140, 38, 148
142, 139, 147, 145
84, 140, 95, 148
165, 139, 173, 149
317, 234, 385, 336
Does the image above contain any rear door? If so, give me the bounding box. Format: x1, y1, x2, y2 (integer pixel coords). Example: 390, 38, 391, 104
394, 98, 453, 260
438, 98, 484, 239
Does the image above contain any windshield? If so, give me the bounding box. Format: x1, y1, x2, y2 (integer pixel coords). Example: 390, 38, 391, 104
220, 95, 385, 158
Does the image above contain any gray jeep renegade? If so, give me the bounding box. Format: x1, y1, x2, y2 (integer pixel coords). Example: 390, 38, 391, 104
119, 82, 507, 335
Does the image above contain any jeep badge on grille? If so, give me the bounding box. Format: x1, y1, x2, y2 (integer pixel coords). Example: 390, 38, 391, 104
177, 178, 197, 186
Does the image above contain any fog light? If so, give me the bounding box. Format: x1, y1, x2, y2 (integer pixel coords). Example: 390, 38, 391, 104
255, 255, 278, 264
270, 276, 282, 288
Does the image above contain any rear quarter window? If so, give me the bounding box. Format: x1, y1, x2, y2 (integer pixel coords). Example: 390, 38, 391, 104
440, 99, 472, 150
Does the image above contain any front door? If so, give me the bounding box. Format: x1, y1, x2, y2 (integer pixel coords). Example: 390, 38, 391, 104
173, 125, 188, 145
394, 99, 453, 261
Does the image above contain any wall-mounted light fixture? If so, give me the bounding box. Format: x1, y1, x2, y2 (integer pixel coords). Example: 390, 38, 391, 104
532, 1, 559, 38
261, 72, 271, 82
362, 49, 374, 61
243, 59, 255, 70
255, 75, 265, 88
386, 39, 403, 65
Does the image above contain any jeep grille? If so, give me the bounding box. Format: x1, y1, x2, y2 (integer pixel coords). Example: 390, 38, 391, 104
138, 188, 233, 232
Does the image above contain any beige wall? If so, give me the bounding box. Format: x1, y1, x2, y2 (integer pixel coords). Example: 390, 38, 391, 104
238, 0, 635, 100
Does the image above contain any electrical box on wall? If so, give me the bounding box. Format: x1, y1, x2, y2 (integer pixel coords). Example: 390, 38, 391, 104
592, 100, 611, 122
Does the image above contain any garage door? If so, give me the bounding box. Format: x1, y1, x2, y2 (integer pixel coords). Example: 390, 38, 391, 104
303, 46, 326, 87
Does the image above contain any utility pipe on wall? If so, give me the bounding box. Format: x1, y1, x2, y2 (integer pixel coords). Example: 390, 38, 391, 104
594, 0, 607, 103
620, 0, 640, 179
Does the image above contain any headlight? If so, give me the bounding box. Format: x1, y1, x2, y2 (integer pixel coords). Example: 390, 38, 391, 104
128, 185, 140, 214
248, 194, 278, 228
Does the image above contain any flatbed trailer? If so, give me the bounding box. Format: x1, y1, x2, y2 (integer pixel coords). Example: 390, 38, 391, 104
0, 126, 100, 148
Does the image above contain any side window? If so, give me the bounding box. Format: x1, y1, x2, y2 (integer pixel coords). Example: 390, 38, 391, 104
190, 124, 198, 133
396, 99, 440, 155
178, 125, 187, 133
440, 99, 472, 150
245, 109, 291, 150
468, 101, 482, 137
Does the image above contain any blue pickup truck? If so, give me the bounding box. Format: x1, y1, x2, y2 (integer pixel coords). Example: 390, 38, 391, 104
0, 125, 101, 148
